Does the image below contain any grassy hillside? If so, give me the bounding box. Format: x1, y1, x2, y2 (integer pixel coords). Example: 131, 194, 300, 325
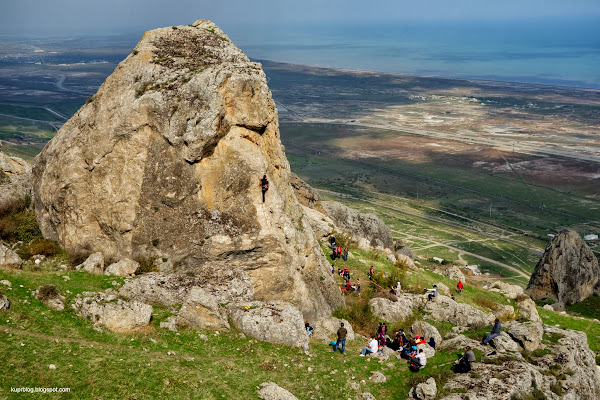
2, 236, 599, 399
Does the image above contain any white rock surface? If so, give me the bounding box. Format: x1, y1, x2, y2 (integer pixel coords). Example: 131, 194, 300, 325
257, 382, 298, 400
72, 291, 152, 332
105, 258, 139, 276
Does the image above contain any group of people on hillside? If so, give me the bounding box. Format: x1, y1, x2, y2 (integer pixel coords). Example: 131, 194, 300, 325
329, 236, 349, 261
329, 317, 504, 375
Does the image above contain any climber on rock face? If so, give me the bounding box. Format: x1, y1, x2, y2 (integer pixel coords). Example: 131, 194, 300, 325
260, 174, 269, 203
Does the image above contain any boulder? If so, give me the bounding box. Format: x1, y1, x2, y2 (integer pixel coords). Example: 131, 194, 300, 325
105, 258, 139, 277
301, 205, 334, 239
410, 321, 442, 347
257, 382, 298, 400
358, 393, 376, 400
119, 269, 253, 306
369, 294, 424, 322
321, 201, 393, 251
369, 371, 386, 383
0, 242, 22, 268
369, 346, 397, 361
508, 322, 543, 352
438, 334, 487, 354
424, 295, 495, 329
408, 377, 437, 400
490, 281, 524, 299
433, 282, 450, 296
527, 229, 600, 304
72, 291, 152, 332
0, 294, 9, 311
34, 284, 66, 311
0, 143, 32, 209
76, 252, 104, 275
0, 279, 11, 287
516, 296, 541, 323
444, 266, 465, 283
493, 304, 516, 320
542, 304, 554, 311
417, 342, 435, 359
313, 317, 355, 341
32, 20, 342, 321
228, 301, 308, 347
176, 286, 229, 330
490, 332, 520, 353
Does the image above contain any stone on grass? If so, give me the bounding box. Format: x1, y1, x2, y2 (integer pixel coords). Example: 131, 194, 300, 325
445, 266, 465, 282
0, 294, 9, 311
408, 377, 437, 400
369, 371, 386, 383
490, 332, 520, 353
228, 301, 308, 347
0, 279, 11, 287
0, 242, 22, 268
176, 286, 229, 330
410, 320, 442, 346
508, 322, 543, 352
424, 295, 495, 329
34, 284, 66, 311
313, 317, 355, 341
257, 382, 298, 400
105, 258, 139, 276
516, 296, 541, 323
72, 291, 152, 332
76, 252, 104, 274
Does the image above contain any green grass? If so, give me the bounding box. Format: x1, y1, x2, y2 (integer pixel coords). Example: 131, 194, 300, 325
566, 296, 600, 320
538, 307, 600, 354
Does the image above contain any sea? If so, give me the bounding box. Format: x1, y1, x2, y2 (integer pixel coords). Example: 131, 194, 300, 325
224, 18, 600, 89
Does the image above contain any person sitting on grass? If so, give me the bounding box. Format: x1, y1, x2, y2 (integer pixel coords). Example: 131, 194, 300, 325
453, 346, 476, 373
425, 284, 438, 301
360, 335, 379, 357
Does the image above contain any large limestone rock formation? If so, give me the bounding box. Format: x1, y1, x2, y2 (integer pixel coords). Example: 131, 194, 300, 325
0, 142, 32, 206
527, 229, 600, 304
32, 20, 342, 320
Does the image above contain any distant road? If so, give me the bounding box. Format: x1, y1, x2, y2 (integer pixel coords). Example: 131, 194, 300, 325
55, 75, 93, 96
0, 112, 59, 124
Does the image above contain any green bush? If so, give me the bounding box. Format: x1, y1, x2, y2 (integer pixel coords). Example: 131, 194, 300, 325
135, 257, 158, 275
17, 238, 61, 259
36, 284, 60, 301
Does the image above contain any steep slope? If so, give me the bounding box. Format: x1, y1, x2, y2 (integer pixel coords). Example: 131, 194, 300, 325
32, 20, 342, 320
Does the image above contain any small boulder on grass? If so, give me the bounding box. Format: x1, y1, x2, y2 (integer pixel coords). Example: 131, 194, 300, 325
257, 382, 298, 400
0, 293, 9, 311
34, 284, 65, 311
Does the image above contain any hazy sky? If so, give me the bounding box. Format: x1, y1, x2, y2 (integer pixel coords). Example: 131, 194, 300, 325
2, 0, 600, 34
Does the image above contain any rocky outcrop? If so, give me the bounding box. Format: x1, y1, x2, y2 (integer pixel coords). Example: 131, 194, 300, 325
516, 296, 541, 323
369, 294, 425, 322
0, 242, 22, 268
290, 173, 324, 213
32, 20, 342, 321
490, 280, 524, 299
0, 142, 32, 207
72, 291, 152, 332
409, 377, 437, 400
176, 286, 229, 330
527, 229, 600, 304
34, 284, 66, 311
490, 332, 520, 353
410, 321, 442, 346
228, 301, 308, 348
119, 269, 253, 306
444, 266, 465, 282
313, 317, 355, 341
321, 201, 393, 250
0, 293, 9, 311
257, 382, 298, 400
301, 205, 335, 239
105, 258, 139, 276
75, 252, 104, 275
424, 295, 495, 329
508, 322, 543, 352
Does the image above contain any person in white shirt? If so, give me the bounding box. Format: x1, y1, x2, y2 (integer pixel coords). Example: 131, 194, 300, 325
360, 335, 379, 356
415, 349, 427, 367
426, 285, 438, 301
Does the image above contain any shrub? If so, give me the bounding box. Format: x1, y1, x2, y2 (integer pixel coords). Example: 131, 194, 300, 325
17, 238, 61, 259
332, 296, 377, 336
68, 252, 89, 267
474, 297, 499, 311
36, 284, 60, 301
135, 257, 158, 275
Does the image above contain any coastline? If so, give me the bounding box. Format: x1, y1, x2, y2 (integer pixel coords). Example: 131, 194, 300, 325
256, 59, 600, 93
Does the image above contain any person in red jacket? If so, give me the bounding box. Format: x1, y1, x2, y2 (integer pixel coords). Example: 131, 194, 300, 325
457, 280, 464, 294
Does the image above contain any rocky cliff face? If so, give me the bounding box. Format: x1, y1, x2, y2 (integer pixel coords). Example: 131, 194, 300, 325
527, 229, 600, 304
0, 142, 32, 206
32, 20, 342, 320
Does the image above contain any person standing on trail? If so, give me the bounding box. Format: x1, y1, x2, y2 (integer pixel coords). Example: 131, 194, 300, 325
457, 280, 464, 294
334, 322, 347, 354
343, 248, 348, 262
369, 265, 374, 280
260, 175, 269, 203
